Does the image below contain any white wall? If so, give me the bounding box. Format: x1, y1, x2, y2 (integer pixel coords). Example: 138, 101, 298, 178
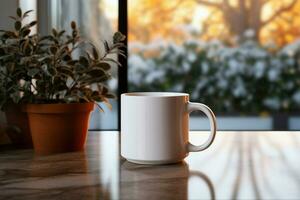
0, 0, 18, 29
0, 0, 19, 124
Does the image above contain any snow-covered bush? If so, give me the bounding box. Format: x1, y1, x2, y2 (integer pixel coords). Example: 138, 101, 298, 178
128, 38, 300, 114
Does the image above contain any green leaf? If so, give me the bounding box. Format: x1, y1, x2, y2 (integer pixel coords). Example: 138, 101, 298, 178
50, 46, 58, 54
71, 21, 76, 29
80, 75, 110, 85
57, 46, 69, 56
39, 35, 52, 41
102, 86, 108, 94
29, 21, 37, 27
10, 91, 21, 103
112, 43, 126, 49
63, 54, 72, 61
103, 58, 122, 66
27, 68, 40, 77
0, 55, 13, 61
3, 31, 17, 38
7, 63, 15, 73
92, 47, 99, 60
21, 29, 31, 37
16, 8, 22, 18
58, 30, 66, 37
72, 30, 78, 38
52, 28, 58, 37
113, 32, 126, 43
23, 10, 33, 18
104, 41, 109, 52
39, 56, 52, 64
95, 62, 111, 70
48, 67, 57, 76
67, 60, 78, 66
105, 93, 116, 99
24, 44, 32, 55
0, 48, 5, 55
79, 56, 89, 67
86, 68, 106, 77
9, 16, 17, 21
15, 21, 22, 31
57, 65, 74, 77
76, 90, 90, 102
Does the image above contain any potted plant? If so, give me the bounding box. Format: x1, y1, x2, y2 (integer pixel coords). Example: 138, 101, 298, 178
2, 8, 126, 155
0, 8, 38, 148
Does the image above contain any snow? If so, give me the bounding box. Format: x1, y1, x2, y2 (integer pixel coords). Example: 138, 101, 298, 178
127, 37, 300, 111
254, 61, 265, 78
201, 62, 209, 74
268, 69, 279, 81
281, 39, 300, 57
292, 91, 300, 104
145, 70, 165, 84
264, 98, 281, 110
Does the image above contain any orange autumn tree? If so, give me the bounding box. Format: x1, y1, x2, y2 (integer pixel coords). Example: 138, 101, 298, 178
261, 0, 300, 46
129, 0, 300, 46
129, 0, 196, 43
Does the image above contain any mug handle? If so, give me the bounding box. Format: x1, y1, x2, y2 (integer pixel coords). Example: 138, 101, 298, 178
186, 102, 217, 152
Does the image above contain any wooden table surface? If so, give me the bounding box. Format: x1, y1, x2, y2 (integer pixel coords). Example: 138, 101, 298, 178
1, 131, 300, 200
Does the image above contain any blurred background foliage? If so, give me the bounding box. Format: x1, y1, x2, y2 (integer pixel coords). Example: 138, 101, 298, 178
128, 0, 300, 114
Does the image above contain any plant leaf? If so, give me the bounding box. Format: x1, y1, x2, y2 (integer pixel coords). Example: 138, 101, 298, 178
79, 56, 89, 67
52, 28, 58, 37
85, 68, 106, 77
22, 29, 31, 37
92, 46, 99, 60
10, 91, 21, 103
113, 31, 126, 43
103, 58, 122, 66
95, 62, 111, 70
58, 30, 66, 37
29, 21, 37, 27
105, 93, 116, 99
9, 16, 17, 21
50, 46, 58, 54
48, 67, 57, 76
27, 68, 40, 77
71, 21, 76, 29
16, 8, 22, 18
15, 21, 22, 30
23, 10, 34, 18
104, 41, 109, 52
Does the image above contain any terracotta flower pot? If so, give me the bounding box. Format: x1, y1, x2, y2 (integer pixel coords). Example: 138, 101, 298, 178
5, 104, 33, 148
24, 102, 94, 155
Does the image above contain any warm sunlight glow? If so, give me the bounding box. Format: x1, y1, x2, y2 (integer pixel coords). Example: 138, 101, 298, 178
128, 0, 300, 46
102, 0, 118, 30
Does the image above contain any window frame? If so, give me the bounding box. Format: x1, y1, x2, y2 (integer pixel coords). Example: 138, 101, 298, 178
36, 0, 294, 131
117, 0, 128, 130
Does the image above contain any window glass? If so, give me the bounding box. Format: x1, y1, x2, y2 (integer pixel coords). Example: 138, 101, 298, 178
128, 0, 300, 130
51, 0, 119, 130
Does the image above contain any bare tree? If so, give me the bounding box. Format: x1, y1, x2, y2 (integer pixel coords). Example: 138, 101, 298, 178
195, 0, 298, 40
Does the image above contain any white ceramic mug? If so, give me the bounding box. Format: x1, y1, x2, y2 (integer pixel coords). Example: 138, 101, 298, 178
121, 92, 217, 164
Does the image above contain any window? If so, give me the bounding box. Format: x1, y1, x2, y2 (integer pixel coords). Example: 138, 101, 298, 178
127, 0, 300, 130
50, 0, 119, 130
21, 0, 300, 131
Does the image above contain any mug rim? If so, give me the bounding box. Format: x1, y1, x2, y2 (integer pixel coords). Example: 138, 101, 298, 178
121, 92, 189, 97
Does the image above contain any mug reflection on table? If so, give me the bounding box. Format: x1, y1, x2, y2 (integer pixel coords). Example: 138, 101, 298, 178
120, 161, 215, 200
